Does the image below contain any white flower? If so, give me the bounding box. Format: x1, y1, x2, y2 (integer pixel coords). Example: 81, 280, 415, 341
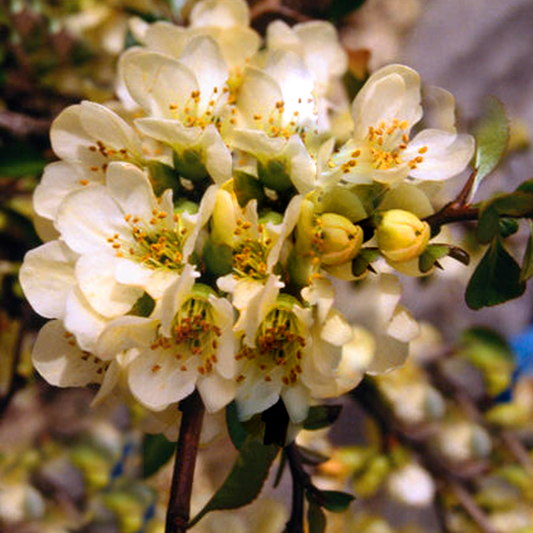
34, 101, 144, 221
266, 20, 347, 96
327, 65, 475, 185
387, 463, 435, 506
139, 0, 260, 71
98, 267, 236, 413
234, 279, 370, 424
231, 50, 318, 194
56, 161, 216, 301
337, 273, 419, 374
121, 37, 232, 184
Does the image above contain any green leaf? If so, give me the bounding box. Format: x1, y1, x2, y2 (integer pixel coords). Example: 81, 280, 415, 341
303, 405, 342, 431
317, 490, 354, 513
226, 401, 247, 450
477, 205, 500, 244
499, 218, 519, 238
521, 220, 533, 282
142, 434, 175, 478
0, 142, 47, 177
308, 501, 327, 533
478, 192, 533, 243
188, 440, 279, 528
465, 238, 526, 309
471, 96, 509, 197
329, 0, 368, 21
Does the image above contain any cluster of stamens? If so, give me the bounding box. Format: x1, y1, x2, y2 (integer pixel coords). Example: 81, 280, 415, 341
235, 306, 306, 385
232, 220, 272, 280
107, 210, 188, 270
168, 87, 229, 132
86, 140, 136, 179
150, 296, 221, 375
365, 120, 428, 171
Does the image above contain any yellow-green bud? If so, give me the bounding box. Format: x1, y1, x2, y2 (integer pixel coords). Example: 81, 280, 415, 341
211, 189, 237, 247
376, 209, 430, 262
320, 213, 363, 266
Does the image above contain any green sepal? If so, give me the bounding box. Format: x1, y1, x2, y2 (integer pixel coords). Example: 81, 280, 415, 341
471, 96, 509, 197
142, 434, 175, 478
147, 160, 180, 196
129, 292, 156, 317
312, 187, 367, 223
203, 237, 233, 278
234, 171, 266, 208
257, 158, 293, 193
418, 244, 470, 273
465, 238, 526, 309
187, 439, 279, 528
351, 248, 379, 277
173, 148, 209, 182
303, 405, 342, 431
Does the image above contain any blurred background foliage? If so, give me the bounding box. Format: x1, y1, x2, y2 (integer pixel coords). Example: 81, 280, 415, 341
1, 0, 533, 532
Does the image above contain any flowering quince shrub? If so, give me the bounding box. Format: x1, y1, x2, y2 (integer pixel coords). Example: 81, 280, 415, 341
16, 0, 533, 531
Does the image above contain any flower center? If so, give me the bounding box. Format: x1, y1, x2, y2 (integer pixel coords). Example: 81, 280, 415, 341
107, 210, 189, 271
168, 87, 229, 132
151, 294, 221, 375
236, 303, 306, 385
232, 221, 272, 280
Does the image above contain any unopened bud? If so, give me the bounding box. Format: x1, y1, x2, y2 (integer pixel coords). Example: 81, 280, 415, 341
211, 189, 237, 247
376, 209, 430, 262
320, 213, 363, 266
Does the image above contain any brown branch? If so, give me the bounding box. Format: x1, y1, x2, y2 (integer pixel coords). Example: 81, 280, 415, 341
284, 444, 305, 533
351, 380, 495, 533
165, 390, 205, 533
0, 111, 51, 139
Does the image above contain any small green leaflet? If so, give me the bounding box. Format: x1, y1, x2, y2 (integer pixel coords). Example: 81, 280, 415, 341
465, 238, 526, 309
308, 501, 326, 533
303, 404, 342, 431
520, 220, 533, 282
226, 401, 247, 450
187, 440, 279, 528
329, 0, 368, 21
470, 96, 509, 200
142, 434, 175, 478
316, 490, 354, 513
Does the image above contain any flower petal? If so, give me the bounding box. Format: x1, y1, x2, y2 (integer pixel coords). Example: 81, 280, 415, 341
352, 65, 422, 140
32, 320, 106, 387
20, 240, 77, 319
75, 253, 141, 318
57, 185, 129, 255
197, 372, 236, 412
34, 162, 97, 221
406, 129, 475, 181
281, 383, 310, 423
128, 350, 197, 411
97, 316, 158, 357
190, 0, 250, 28
122, 51, 199, 117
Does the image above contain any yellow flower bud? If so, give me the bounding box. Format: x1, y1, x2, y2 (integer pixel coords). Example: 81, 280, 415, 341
376, 209, 430, 262
211, 189, 237, 247
319, 213, 364, 266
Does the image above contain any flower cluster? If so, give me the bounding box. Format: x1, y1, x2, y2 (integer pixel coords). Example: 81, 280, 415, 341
21, 0, 475, 429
